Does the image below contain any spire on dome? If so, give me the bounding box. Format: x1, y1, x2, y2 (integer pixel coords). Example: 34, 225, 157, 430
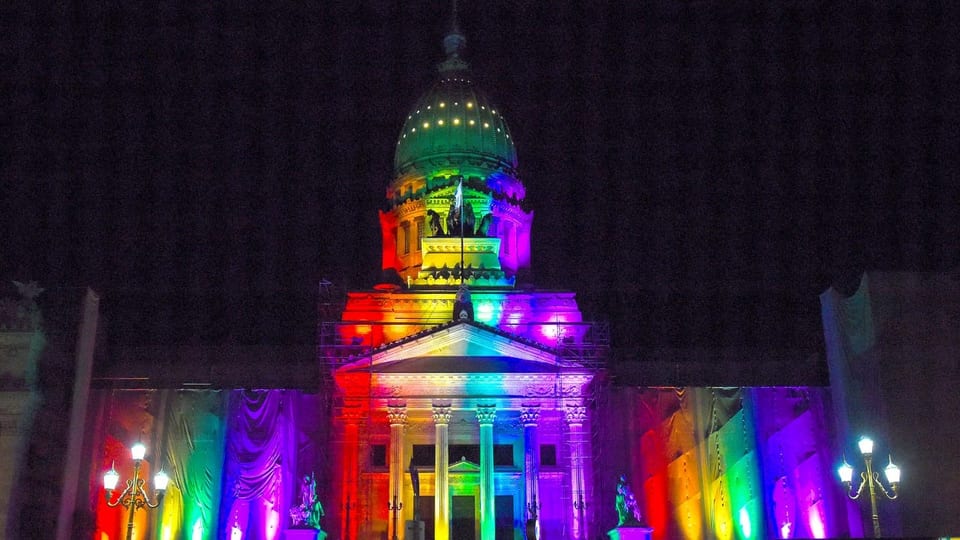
439, 0, 469, 72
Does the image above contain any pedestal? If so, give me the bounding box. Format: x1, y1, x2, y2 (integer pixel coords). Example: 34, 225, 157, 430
284, 529, 327, 540
606, 526, 653, 540
405, 520, 425, 540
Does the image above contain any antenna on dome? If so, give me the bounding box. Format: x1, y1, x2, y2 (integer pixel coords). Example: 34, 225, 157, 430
439, 0, 468, 72
450, 0, 461, 35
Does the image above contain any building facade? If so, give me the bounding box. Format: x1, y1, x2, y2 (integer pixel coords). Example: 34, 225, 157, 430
323, 18, 605, 540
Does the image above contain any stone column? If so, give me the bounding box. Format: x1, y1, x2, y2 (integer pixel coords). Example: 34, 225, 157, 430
340, 403, 365, 540
565, 404, 589, 540
387, 404, 408, 540
432, 404, 452, 540
476, 404, 497, 540
520, 405, 542, 539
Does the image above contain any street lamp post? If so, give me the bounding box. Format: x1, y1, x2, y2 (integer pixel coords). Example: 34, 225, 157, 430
103, 441, 169, 540
838, 436, 900, 538
389, 495, 403, 540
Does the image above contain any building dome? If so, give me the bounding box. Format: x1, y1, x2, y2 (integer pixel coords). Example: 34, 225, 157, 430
393, 24, 517, 176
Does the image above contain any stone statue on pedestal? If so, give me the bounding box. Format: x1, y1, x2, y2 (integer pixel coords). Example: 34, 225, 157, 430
290, 473, 324, 530
616, 474, 643, 527
607, 474, 653, 540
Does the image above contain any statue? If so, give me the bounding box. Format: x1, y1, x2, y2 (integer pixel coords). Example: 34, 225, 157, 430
476, 213, 493, 236
446, 202, 476, 236
615, 474, 643, 527
453, 284, 474, 321
427, 210, 444, 237
290, 472, 324, 530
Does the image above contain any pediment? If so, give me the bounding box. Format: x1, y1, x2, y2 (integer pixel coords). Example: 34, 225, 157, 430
449, 458, 480, 473
337, 321, 558, 373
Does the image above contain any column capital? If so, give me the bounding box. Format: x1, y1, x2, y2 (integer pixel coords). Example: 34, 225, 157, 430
520, 405, 541, 426
476, 404, 497, 425
564, 404, 587, 426
386, 404, 408, 426
432, 404, 452, 425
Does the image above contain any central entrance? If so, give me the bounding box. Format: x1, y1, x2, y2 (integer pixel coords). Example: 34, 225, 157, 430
452, 495, 476, 540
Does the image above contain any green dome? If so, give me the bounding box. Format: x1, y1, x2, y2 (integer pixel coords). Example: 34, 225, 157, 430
394, 75, 517, 176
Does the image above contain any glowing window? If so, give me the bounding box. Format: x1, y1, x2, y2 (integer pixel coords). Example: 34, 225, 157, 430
415, 218, 424, 251
466, 101, 474, 108
483, 122, 489, 128
453, 118, 460, 125
423, 122, 429, 129
469, 119, 476, 126
438, 119, 444, 126
411, 127, 416, 132
400, 221, 411, 255
439, 102, 446, 108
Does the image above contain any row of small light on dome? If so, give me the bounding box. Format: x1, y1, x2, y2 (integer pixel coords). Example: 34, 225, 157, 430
408, 101, 500, 118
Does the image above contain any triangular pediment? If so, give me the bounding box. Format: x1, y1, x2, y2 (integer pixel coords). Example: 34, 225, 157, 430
337, 321, 559, 373
449, 458, 480, 472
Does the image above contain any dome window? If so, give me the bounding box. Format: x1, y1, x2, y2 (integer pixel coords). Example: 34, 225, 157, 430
427, 105, 431, 109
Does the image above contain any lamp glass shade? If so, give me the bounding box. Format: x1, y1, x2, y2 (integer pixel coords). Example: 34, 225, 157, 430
884, 459, 901, 484
103, 466, 120, 490
131, 442, 146, 461
154, 469, 169, 491
857, 437, 874, 456
837, 461, 854, 483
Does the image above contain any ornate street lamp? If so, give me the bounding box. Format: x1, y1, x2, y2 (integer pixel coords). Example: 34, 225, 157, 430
838, 436, 900, 538
388, 495, 403, 540
103, 441, 169, 540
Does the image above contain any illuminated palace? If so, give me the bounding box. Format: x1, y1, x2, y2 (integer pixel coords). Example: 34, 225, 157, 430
326, 18, 602, 540
10, 11, 895, 540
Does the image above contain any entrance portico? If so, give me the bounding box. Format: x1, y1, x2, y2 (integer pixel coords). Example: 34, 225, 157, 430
333, 320, 596, 540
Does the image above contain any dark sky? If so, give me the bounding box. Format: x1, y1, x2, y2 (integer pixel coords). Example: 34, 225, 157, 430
3, 1, 959, 354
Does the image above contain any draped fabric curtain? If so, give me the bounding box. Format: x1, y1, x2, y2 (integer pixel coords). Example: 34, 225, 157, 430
609, 386, 846, 540
90, 388, 327, 540
91, 389, 228, 540
160, 390, 228, 540
93, 390, 164, 540
218, 389, 297, 540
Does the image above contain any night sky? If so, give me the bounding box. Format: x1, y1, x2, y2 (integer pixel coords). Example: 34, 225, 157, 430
3, 1, 958, 355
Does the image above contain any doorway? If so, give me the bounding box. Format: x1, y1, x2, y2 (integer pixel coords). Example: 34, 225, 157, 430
452, 495, 476, 540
